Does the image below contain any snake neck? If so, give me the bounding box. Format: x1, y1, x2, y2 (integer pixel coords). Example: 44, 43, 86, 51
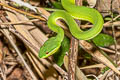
47, 20, 64, 42
62, 0, 75, 4
56, 27, 64, 42
61, 0, 76, 12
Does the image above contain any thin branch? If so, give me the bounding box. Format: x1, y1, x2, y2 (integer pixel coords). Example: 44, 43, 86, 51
110, 0, 119, 64
0, 2, 46, 21
0, 19, 39, 25
110, 1, 119, 79
68, 0, 81, 80
68, 37, 78, 80
0, 16, 38, 80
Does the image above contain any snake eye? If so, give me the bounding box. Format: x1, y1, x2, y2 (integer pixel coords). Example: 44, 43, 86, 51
46, 52, 49, 54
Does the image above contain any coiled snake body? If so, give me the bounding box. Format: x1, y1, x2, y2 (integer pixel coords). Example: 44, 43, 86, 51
39, 0, 104, 58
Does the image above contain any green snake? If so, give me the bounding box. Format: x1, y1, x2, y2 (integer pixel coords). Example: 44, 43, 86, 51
39, 0, 104, 58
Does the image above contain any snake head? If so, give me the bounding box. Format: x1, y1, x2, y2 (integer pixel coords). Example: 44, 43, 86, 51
39, 37, 61, 58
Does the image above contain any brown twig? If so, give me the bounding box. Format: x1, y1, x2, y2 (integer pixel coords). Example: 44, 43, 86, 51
9, 28, 39, 52
68, 37, 79, 80
53, 63, 68, 79
110, 0, 119, 64
0, 19, 39, 25
68, 0, 81, 80
110, 1, 119, 79
0, 66, 6, 80
0, 2, 46, 21
81, 21, 120, 29
79, 40, 120, 75
81, 14, 120, 29
0, 15, 38, 80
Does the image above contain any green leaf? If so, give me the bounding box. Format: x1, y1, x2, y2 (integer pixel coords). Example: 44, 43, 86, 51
52, 1, 63, 9
83, 53, 92, 60
104, 17, 112, 21
101, 67, 110, 74
53, 36, 70, 66
92, 33, 114, 47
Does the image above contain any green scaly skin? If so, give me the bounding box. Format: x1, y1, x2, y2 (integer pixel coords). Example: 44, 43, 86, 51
39, 0, 104, 58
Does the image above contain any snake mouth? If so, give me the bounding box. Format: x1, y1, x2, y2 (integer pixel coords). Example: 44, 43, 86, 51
40, 45, 61, 59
